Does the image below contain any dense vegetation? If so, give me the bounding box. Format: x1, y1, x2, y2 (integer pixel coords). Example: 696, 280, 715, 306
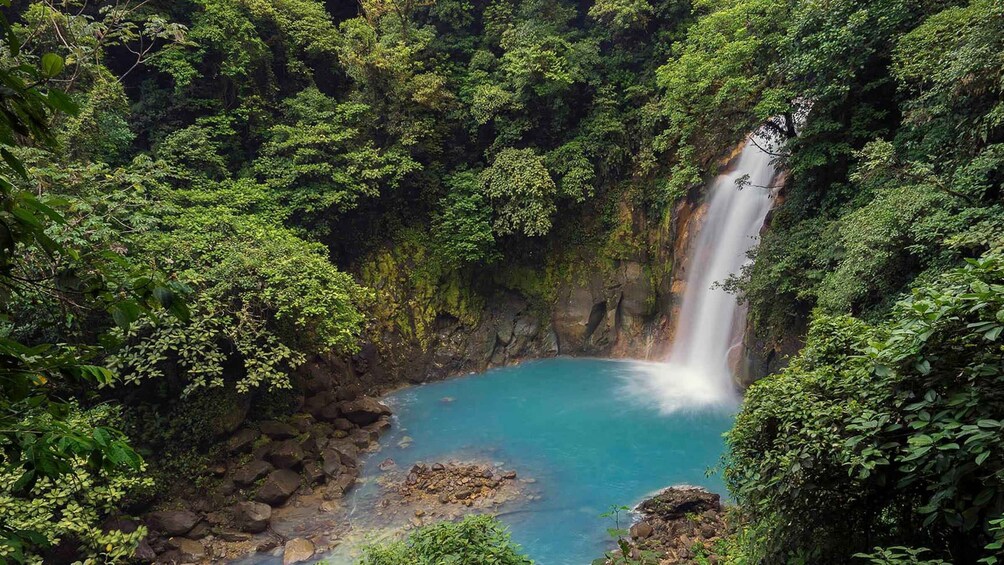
0, 0, 1000, 563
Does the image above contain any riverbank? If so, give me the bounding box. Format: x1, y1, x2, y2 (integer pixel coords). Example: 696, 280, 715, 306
136, 388, 393, 564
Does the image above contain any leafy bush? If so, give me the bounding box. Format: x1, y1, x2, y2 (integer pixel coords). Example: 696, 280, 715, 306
0, 404, 153, 563
359, 515, 533, 565
726, 253, 1004, 563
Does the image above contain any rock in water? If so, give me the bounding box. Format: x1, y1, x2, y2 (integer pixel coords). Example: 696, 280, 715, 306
283, 538, 315, 564
338, 397, 391, 426
256, 470, 302, 505
234, 501, 272, 533
637, 486, 720, 519
145, 510, 200, 536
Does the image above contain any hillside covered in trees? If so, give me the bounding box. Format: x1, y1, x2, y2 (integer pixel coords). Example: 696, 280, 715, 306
0, 0, 1002, 563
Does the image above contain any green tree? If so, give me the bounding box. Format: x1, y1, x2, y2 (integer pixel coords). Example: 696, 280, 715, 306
434, 170, 498, 265
480, 147, 558, 237
254, 88, 420, 225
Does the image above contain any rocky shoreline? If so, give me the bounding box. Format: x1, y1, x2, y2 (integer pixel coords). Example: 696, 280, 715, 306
135, 385, 394, 564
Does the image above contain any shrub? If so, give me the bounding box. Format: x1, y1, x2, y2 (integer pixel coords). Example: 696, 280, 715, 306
359, 515, 533, 565
726, 253, 1004, 563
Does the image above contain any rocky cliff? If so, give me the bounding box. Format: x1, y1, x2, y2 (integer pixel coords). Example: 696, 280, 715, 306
323, 184, 716, 393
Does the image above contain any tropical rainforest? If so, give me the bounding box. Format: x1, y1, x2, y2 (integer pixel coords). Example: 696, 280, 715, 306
0, 0, 1001, 563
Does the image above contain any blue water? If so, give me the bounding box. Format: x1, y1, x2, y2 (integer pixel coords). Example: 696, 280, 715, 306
346, 358, 735, 565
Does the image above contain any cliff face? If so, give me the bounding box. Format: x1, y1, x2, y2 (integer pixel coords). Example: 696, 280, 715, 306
311, 144, 801, 393
323, 185, 713, 392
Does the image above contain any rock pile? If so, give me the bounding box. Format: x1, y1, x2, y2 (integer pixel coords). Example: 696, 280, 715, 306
397, 462, 520, 507
606, 487, 728, 564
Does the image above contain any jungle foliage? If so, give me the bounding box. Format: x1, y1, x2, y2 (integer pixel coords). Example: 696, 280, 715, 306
0, 0, 1001, 562
694, 0, 1004, 561
0, 0, 695, 561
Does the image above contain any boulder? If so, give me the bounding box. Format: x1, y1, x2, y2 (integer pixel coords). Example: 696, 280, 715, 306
348, 429, 374, 448
335, 383, 362, 402
268, 439, 305, 469
335, 470, 357, 491
327, 441, 360, 466
303, 460, 326, 485
332, 418, 355, 431
630, 521, 654, 539
255, 470, 302, 505
304, 431, 328, 455
234, 501, 272, 533
252, 440, 274, 461
366, 417, 391, 434
317, 402, 342, 422
283, 538, 315, 565
304, 391, 337, 419
145, 510, 200, 536
233, 460, 273, 486
259, 420, 299, 440
134, 539, 156, 561
321, 448, 345, 478
168, 537, 205, 561
218, 478, 238, 496
289, 414, 314, 433
338, 397, 391, 426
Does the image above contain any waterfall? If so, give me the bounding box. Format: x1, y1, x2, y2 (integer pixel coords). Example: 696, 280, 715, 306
624, 129, 781, 413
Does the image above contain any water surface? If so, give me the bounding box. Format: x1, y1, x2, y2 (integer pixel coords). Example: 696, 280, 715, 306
337, 358, 734, 565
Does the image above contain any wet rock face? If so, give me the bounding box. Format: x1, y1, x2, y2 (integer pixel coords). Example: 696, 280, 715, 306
551, 260, 658, 357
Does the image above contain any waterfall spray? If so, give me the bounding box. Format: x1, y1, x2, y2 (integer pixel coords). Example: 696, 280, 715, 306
624, 129, 782, 413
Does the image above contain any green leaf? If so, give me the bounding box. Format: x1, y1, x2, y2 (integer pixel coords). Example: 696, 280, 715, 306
153, 286, 173, 308
40, 53, 64, 77
46, 89, 78, 115
110, 305, 130, 329
0, 147, 27, 178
